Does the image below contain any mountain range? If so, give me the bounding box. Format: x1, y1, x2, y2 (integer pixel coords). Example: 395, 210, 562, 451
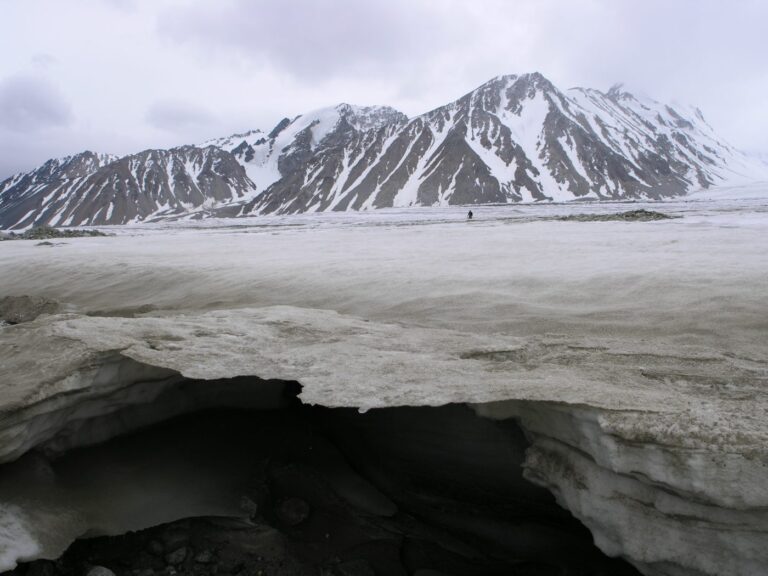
1, 72, 766, 229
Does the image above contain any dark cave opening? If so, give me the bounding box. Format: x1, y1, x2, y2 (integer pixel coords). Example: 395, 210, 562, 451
3, 377, 641, 576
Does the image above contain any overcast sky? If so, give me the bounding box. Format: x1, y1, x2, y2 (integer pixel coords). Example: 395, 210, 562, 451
1, 0, 766, 179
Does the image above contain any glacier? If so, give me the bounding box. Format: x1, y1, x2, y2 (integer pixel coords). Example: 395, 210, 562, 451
0, 190, 767, 575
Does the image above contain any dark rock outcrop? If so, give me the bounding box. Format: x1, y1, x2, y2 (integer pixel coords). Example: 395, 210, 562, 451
0, 295, 59, 324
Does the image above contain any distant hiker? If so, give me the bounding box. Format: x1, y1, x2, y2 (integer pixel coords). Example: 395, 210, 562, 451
467, 210, 473, 220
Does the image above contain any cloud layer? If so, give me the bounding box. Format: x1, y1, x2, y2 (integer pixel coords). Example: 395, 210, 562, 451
146, 100, 215, 133
0, 0, 766, 179
0, 75, 72, 132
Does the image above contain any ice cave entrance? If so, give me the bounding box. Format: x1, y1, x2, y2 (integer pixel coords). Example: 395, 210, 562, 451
1, 375, 640, 576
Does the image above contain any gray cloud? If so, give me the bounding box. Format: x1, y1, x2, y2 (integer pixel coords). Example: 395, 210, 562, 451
154, 0, 768, 152
0, 75, 72, 132
30, 53, 59, 70
146, 100, 216, 133
103, 0, 138, 12
0, 135, 64, 181
158, 0, 456, 80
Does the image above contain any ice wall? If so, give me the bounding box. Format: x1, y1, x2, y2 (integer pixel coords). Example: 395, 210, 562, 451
476, 402, 768, 576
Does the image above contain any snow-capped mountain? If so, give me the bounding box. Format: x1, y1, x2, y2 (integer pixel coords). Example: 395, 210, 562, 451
0, 146, 255, 228
1, 73, 765, 228
205, 103, 408, 197
245, 74, 767, 214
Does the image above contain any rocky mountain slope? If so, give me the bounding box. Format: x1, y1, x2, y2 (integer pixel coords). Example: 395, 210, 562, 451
1, 73, 765, 228
0, 147, 255, 229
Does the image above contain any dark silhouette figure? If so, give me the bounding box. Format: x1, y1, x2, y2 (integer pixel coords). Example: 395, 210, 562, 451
467, 210, 473, 220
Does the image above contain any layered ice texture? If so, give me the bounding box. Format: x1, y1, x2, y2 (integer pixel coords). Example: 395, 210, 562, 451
0, 189, 767, 575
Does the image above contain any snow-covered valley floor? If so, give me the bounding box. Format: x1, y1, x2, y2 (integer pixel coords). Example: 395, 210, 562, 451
0, 185, 767, 576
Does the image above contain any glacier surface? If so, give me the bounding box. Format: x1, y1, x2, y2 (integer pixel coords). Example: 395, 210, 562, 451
0, 189, 767, 575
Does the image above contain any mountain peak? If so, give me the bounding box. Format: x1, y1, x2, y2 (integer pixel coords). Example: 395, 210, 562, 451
479, 72, 552, 89
607, 82, 634, 101
467, 72, 559, 104
604, 82, 657, 105
333, 103, 408, 131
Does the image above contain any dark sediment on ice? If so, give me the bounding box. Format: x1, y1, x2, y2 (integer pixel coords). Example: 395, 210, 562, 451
0, 225, 109, 241
0, 295, 59, 324
555, 209, 675, 222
